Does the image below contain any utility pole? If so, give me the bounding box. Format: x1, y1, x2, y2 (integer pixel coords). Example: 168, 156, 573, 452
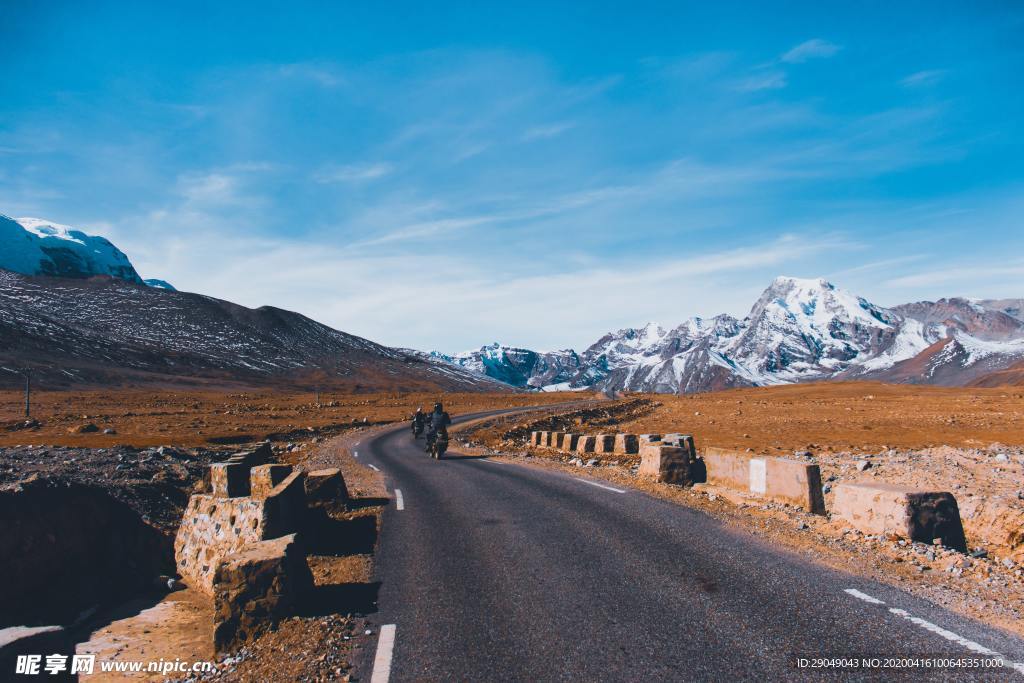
24, 369, 31, 418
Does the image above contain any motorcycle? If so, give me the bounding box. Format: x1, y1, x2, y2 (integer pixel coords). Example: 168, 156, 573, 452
411, 418, 423, 439
425, 428, 448, 459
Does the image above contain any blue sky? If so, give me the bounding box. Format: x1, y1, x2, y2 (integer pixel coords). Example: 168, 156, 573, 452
2, 1, 1023, 351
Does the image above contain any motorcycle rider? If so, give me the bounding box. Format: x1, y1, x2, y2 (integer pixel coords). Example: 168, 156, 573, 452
411, 406, 425, 437
425, 401, 452, 453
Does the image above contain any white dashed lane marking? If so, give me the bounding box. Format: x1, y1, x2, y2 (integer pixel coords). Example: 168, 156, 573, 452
574, 477, 627, 494
844, 589, 1024, 675
844, 588, 885, 605
370, 624, 397, 683
354, 451, 359, 458
395, 488, 405, 510
368, 464, 380, 472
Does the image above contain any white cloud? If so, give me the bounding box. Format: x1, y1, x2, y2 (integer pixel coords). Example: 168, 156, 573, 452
780, 39, 842, 64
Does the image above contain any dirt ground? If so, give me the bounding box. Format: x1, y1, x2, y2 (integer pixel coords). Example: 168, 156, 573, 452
0, 389, 583, 449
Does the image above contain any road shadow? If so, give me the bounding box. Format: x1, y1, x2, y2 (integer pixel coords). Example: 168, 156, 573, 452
346, 496, 391, 510
300, 581, 381, 617
303, 509, 378, 555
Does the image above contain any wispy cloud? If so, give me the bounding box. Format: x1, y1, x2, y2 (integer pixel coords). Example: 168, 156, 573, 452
313, 162, 394, 183
901, 69, 946, 88
780, 39, 842, 64
732, 69, 787, 92
521, 121, 575, 141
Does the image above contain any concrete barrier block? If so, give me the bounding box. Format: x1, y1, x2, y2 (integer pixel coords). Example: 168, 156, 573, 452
639, 445, 694, 485
250, 464, 293, 499
595, 434, 616, 454
613, 433, 639, 454
211, 462, 251, 498
305, 468, 349, 504
263, 471, 307, 539
552, 432, 566, 449
563, 434, 580, 451
542, 431, 555, 447
576, 435, 597, 453
530, 431, 540, 446
764, 458, 825, 514
833, 483, 967, 550
703, 447, 753, 491
639, 434, 662, 444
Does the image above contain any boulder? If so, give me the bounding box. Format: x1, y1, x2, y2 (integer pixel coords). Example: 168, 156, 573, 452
832, 483, 967, 551
212, 534, 313, 654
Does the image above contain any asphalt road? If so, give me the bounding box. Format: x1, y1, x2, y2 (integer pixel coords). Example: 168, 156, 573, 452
354, 412, 1024, 681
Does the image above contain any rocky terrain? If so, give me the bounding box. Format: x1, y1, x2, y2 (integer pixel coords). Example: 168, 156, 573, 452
445, 277, 1024, 393
0, 268, 509, 391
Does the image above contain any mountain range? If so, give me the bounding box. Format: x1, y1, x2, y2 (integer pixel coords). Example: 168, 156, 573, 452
441, 277, 1024, 393
2, 213, 1022, 393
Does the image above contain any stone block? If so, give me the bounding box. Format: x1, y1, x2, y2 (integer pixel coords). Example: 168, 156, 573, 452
226, 442, 273, 468
210, 462, 251, 498
250, 464, 293, 499
174, 494, 268, 594
263, 471, 307, 539
305, 468, 349, 504
213, 534, 313, 654
639, 445, 694, 485
613, 433, 639, 454
595, 434, 616, 454
833, 484, 967, 550
576, 435, 597, 453
563, 434, 580, 451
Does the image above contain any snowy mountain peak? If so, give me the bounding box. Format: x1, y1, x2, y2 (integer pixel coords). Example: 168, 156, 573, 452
0, 213, 172, 290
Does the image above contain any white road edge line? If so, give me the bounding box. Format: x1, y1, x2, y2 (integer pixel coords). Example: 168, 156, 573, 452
843, 588, 886, 605
574, 477, 627, 494
481, 458, 511, 465
368, 464, 380, 472
370, 623, 397, 683
395, 488, 405, 510
887, 608, 1024, 675
844, 589, 1024, 675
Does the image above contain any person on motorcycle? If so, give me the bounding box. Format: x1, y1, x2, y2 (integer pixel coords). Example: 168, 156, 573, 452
411, 406, 425, 437
425, 401, 452, 452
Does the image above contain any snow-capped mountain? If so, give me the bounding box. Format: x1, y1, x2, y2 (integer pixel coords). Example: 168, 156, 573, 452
444, 277, 1024, 393
436, 343, 581, 388
0, 214, 170, 289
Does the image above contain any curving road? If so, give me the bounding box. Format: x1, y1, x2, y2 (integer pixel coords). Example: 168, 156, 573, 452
354, 412, 1024, 681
